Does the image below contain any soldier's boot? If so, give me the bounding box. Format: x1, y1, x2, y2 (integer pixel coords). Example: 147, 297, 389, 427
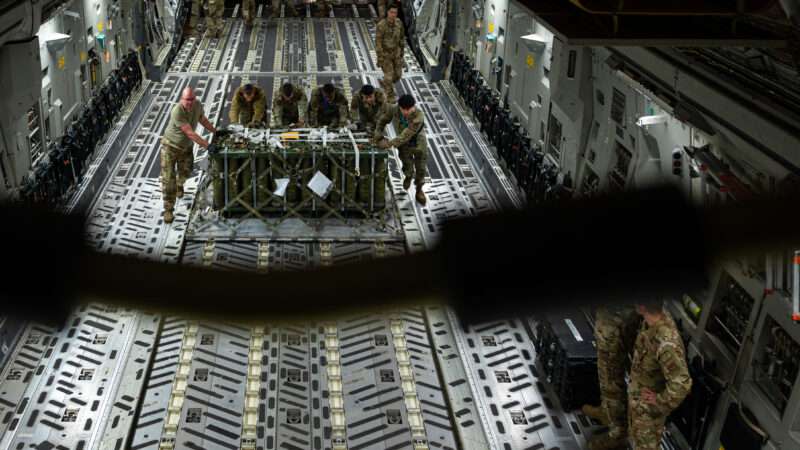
587, 432, 627, 450
415, 185, 427, 206
403, 177, 412, 190
177, 186, 184, 199
581, 404, 610, 426
164, 210, 175, 224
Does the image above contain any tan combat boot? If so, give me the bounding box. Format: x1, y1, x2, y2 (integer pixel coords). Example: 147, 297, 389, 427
164, 210, 175, 224
587, 432, 627, 450
403, 177, 412, 190
582, 404, 610, 426
415, 187, 427, 206
177, 186, 184, 199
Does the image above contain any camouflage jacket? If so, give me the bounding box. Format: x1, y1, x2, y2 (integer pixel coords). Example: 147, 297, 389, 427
271, 87, 308, 126
376, 18, 405, 58
350, 89, 386, 126
308, 87, 350, 127
229, 86, 267, 124
629, 312, 692, 417
375, 105, 426, 151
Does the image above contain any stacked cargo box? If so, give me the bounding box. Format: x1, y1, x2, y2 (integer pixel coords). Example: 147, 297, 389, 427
534, 311, 600, 411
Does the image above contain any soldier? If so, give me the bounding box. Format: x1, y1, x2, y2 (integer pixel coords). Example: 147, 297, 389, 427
315, 0, 332, 17
377, 0, 388, 19
272, 82, 308, 128
376, 5, 405, 103
628, 300, 692, 450
229, 83, 267, 127
205, 0, 224, 39
188, 0, 203, 35
308, 83, 350, 129
271, 0, 299, 17
583, 307, 640, 450
350, 84, 386, 132
374, 94, 427, 205
160, 87, 217, 224
242, 0, 256, 27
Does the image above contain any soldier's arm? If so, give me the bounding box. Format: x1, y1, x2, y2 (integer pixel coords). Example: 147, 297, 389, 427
298, 91, 308, 124
180, 124, 209, 149
390, 113, 423, 147
376, 23, 384, 55
200, 115, 217, 134
338, 95, 350, 125
374, 107, 393, 139
655, 338, 692, 414
271, 97, 282, 125
253, 94, 267, 124
308, 93, 318, 126
229, 96, 240, 123
350, 96, 360, 124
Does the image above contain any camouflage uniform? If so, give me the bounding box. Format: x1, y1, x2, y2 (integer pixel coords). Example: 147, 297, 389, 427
205, 0, 225, 38
376, 17, 405, 102
161, 101, 205, 213
350, 88, 386, 132
189, 0, 203, 34
315, 0, 332, 17
229, 85, 267, 126
242, 0, 256, 26
593, 306, 640, 444
628, 311, 692, 450
271, 86, 308, 128
377, 0, 388, 18
272, 0, 299, 17
375, 105, 426, 187
308, 86, 350, 128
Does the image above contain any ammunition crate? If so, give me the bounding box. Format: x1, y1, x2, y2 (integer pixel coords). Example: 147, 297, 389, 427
209, 127, 390, 219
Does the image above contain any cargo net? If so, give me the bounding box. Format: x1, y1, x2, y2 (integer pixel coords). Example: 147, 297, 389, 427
207, 125, 392, 229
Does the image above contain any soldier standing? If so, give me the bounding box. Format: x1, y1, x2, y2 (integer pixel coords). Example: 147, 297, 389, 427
272, 83, 308, 128
242, 0, 256, 27
161, 87, 217, 224
308, 83, 350, 128
205, 0, 224, 39
350, 84, 386, 132
374, 94, 427, 205
229, 83, 267, 127
376, 5, 405, 103
272, 0, 299, 17
628, 300, 692, 450
584, 307, 640, 450
188, 0, 203, 35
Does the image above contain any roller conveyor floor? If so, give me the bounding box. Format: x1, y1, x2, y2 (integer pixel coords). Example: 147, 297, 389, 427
0, 6, 600, 450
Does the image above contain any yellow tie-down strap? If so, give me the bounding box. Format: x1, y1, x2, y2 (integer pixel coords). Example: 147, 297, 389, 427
281, 132, 300, 140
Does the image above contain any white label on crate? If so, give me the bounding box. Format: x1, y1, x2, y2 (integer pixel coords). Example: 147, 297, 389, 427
274, 178, 290, 197
308, 171, 333, 198
564, 319, 583, 342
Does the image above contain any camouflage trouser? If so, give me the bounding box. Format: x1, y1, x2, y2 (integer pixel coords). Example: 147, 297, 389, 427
160, 141, 194, 211
377, 0, 388, 18
398, 144, 426, 186
189, 0, 202, 31
628, 394, 666, 450
272, 0, 299, 16
595, 307, 637, 440
205, 0, 224, 35
379, 53, 403, 101
242, 0, 256, 24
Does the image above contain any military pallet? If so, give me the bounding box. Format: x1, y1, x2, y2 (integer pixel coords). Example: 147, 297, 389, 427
209, 126, 390, 220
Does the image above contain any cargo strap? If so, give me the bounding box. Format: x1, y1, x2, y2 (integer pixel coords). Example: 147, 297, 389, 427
347, 128, 360, 176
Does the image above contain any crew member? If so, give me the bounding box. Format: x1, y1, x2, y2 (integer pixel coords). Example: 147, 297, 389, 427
374, 94, 427, 205
229, 83, 267, 128
308, 83, 350, 129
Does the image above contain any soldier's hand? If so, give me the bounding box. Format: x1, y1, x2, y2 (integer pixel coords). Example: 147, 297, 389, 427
377, 138, 391, 149
641, 388, 658, 405
297, 119, 305, 127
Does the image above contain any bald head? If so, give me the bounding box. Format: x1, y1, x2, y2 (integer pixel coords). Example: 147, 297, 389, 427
180, 87, 197, 110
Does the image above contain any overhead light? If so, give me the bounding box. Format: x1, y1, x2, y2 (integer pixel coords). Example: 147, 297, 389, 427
520, 33, 547, 52
636, 114, 668, 127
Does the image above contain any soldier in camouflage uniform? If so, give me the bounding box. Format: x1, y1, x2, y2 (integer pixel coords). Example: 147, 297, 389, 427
308, 83, 350, 128
272, 82, 308, 128
229, 83, 267, 127
350, 84, 386, 132
584, 307, 641, 450
376, 5, 405, 103
374, 94, 427, 205
161, 87, 217, 223
316, 0, 332, 17
628, 301, 692, 450
242, 0, 256, 27
205, 0, 225, 39
272, 0, 299, 17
